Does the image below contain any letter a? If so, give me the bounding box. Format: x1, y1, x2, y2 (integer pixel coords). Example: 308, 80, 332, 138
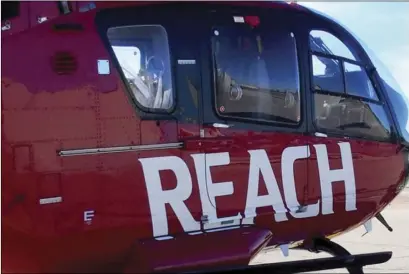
191, 152, 242, 231
139, 156, 200, 237
314, 142, 357, 215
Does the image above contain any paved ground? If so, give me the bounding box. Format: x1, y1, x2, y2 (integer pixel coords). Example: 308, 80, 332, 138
251, 187, 409, 273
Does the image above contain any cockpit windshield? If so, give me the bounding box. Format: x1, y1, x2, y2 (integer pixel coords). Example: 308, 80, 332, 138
361, 43, 409, 143
307, 6, 409, 143
309, 35, 338, 73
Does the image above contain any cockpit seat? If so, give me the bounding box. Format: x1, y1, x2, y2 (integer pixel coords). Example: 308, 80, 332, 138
317, 102, 344, 129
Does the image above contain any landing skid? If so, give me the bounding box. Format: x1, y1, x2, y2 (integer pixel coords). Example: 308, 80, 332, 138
187, 238, 392, 274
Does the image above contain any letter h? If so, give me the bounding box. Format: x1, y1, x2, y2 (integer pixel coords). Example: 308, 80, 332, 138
314, 142, 357, 215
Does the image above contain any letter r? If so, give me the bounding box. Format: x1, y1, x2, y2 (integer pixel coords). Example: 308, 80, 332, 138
139, 156, 200, 237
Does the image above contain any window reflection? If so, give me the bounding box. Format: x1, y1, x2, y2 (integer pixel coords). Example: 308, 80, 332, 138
344, 62, 378, 100
314, 93, 391, 140
213, 24, 301, 124
310, 30, 358, 61
312, 54, 343, 93
107, 25, 173, 110
309, 29, 391, 141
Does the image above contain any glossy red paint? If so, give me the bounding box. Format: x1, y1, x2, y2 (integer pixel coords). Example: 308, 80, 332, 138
1, 1, 407, 273
123, 227, 273, 273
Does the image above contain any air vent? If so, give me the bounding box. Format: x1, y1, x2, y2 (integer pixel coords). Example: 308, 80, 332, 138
50, 51, 78, 75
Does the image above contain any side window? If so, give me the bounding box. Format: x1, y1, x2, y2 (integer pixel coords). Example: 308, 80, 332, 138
212, 24, 301, 125
314, 94, 391, 141
344, 62, 378, 100
312, 55, 343, 93
310, 30, 356, 60
107, 25, 174, 111
112, 46, 141, 78
309, 30, 391, 141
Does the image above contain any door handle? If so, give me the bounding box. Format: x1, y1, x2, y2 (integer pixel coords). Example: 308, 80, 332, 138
183, 137, 234, 150
204, 122, 233, 129
315, 132, 328, 137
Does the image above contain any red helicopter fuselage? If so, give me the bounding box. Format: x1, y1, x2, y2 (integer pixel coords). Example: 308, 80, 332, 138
2, 1, 408, 273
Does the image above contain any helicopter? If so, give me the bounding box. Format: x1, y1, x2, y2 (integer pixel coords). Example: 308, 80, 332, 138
2, 1, 409, 273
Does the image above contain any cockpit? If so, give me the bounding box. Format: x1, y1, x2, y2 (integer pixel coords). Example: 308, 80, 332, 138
99, 2, 408, 146
307, 6, 409, 144
308, 30, 392, 140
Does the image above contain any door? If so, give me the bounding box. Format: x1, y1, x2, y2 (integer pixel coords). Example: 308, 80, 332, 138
197, 6, 314, 231
96, 4, 212, 238
305, 25, 399, 231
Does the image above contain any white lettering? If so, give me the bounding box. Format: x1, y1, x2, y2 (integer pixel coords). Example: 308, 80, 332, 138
314, 142, 357, 215
139, 156, 200, 237
281, 146, 320, 218
139, 142, 357, 238
84, 210, 95, 223
243, 149, 288, 225
191, 152, 241, 230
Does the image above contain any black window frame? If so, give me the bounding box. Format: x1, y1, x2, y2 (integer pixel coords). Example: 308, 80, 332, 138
310, 47, 381, 103
308, 27, 395, 143
343, 61, 380, 101
1, 1, 20, 21
95, 2, 400, 143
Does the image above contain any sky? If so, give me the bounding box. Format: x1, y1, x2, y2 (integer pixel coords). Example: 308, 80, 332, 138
300, 1, 409, 96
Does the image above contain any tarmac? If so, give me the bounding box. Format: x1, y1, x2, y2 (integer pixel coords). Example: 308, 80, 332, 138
251, 187, 409, 273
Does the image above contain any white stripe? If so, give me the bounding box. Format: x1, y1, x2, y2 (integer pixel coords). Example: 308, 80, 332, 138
58, 142, 183, 156
39, 197, 62, 205
155, 235, 174, 241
